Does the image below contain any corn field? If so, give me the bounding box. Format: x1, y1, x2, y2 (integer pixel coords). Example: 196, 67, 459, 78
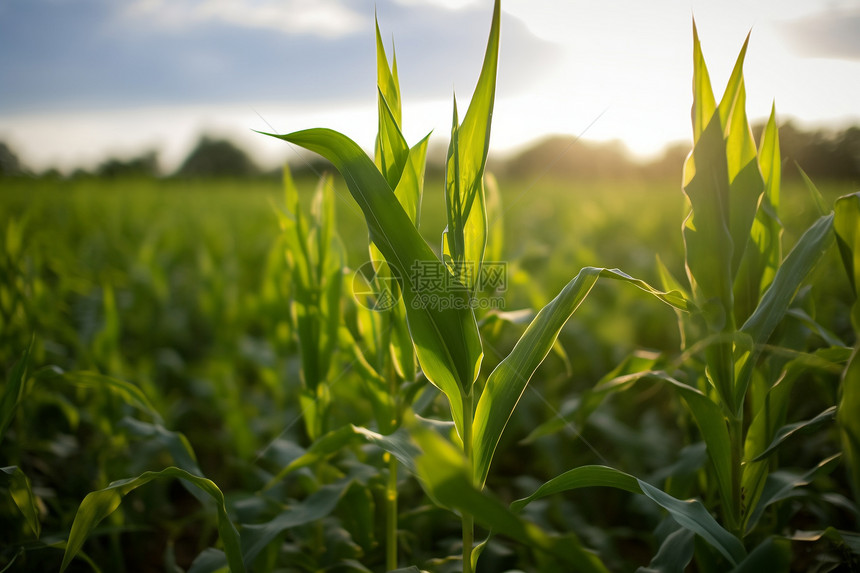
2, 1, 859, 571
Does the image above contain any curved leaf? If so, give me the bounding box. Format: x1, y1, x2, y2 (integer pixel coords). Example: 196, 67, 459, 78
751, 406, 837, 463
1, 465, 41, 537
638, 480, 746, 566
442, 0, 499, 293
412, 425, 609, 572
264, 424, 420, 490
61, 467, 243, 573
473, 267, 688, 486
0, 340, 32, 443
261, 127, 482, 436
734, 213, 835, 410
508, 464, 745, 565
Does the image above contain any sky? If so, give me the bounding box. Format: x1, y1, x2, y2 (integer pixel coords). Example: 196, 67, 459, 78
1, 0, 859, 174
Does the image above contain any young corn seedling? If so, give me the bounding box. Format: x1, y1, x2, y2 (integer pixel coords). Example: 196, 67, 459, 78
273, 165, 344, 443
262, 2, 692, 570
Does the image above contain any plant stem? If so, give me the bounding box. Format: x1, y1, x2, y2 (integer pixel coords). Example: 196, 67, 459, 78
462, 391, 474, 573
386, 452, 398, 571
729, 413, 744, 538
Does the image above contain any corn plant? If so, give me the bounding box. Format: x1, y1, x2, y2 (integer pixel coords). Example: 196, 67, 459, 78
260, 2, 704, 570
273, 165, 344, 443
506, 23, 855, 570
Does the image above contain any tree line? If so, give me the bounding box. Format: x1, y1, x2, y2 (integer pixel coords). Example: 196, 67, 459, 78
2, 121, 858, 182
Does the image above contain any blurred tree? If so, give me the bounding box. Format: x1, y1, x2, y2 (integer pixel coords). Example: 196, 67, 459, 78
502, 136, 639, 180
96, 150, 159, 179
174, 136, 259, 178
753, 121, 860, 181
0, 141, 26, 177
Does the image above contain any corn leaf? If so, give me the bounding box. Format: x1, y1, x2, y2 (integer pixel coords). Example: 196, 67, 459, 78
261, 128, 483, 436
61, 467, 244, 573
839, 347, 860, 502
636, 523, 695, 573
442, 0, 499, 293
734, 213, 835, 411
797, 164, 830, 217
473, 267, 687, 486
394, 133, 430, 227
375, 86, 409, 190
751, 406, 837, 463
508, 465, 744, 566
263, 424, 419, 489
375, 17, 401, 126
734, 109, 779, 324
244, 466, 374, 564
53, 370, 163, 424
745, 453, 841, 532
741, 363, 799, 533
510, 466, 642, 513
718, 35, 764, 281
1, 465, 41, 538
0, 340, 31, 443
682, 111, 736, 408
691, 21, 716, 143
412, 424, 610, 572
835, 192, 860, 304
834, 193, 860, 500
727, 537, 791, 573
638, 481, 746, 566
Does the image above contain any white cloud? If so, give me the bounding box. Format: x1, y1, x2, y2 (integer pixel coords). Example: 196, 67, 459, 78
390, 0, 482, 10
124, 0, 367, 38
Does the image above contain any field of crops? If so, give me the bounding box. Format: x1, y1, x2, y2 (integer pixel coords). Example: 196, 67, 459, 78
3, 1, 860, 572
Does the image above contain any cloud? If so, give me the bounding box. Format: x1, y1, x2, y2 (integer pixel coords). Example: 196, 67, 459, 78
778, 6, 860, 61
0, 0, 558, 114
123, 0, 367, 38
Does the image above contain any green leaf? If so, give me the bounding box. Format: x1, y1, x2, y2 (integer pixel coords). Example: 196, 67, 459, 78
839, 347, 860, 501
797, 164, 829, 217
244, 466, 374, 564
519, 351, 663, 445
375, 16, 401, 125
510, 465, 642, 513
264, 424, 420, 489
659, 375, 735, 529
442, 0, 499, 293
394, 134, 430, 227
835, 192, 860, 300
691, 21, 716, 143
734, 213, 835, 410
752, 406, 837, 462
682, 110, 736, 407
412, 426, 609, 572
734, 104, 781, 324
261, 128, 482, 436
635, 522, 695, 573
473, 267, 688, 486
728, 537, 790, 573
1, 465, 41, 537
0, 340, 32, 443
745, 453, 841, 531
638, 481, 746, 566
376, 86, 409, 190
508, 464, 744, 566
719, 35, 764, 282
57, 370, 163, 424
61, 467, 244, 573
